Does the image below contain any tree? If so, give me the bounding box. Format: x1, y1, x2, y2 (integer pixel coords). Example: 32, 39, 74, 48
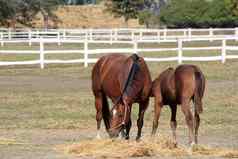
138, 0, 167, 28
105, 0, 145, 26
23, 0, 65, 28
225, 0, 238, 16
159, 0, 238, 28
0, 0, 64, 28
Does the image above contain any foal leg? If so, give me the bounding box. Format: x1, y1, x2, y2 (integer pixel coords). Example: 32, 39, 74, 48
95, 93, 103, 139
170, 104, 177, 146
181, 98, 195, 146
194, 112, 200, 144
151, 97, 163, 136
136, 100, 149, 141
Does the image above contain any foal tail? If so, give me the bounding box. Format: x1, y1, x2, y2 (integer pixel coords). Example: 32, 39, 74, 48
194, 68, 205, 114
102, 92, 110, 131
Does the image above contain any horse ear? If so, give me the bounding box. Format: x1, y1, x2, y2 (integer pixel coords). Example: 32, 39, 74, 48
131, 54, 139, 62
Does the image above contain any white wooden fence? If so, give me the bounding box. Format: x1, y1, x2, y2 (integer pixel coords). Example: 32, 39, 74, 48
0, 35, 238, 69
1, 28, 238, 42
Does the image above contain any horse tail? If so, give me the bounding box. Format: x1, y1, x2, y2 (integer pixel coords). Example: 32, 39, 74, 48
102, 92, 110, 131
194, 69, 205, 114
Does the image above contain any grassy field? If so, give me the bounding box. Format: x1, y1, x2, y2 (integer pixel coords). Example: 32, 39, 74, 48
0, 44, 238, 158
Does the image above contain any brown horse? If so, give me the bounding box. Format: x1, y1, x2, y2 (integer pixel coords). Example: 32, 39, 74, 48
92, 54, 152, 140
151, 64, 205, 146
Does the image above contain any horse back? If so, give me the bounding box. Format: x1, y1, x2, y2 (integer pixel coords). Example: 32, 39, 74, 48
92, 54, 151, 104
175, 64, 205, 104
151, 67, 177, 105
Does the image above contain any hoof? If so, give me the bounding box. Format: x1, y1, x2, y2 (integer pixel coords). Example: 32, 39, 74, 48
96, 134, 101, 139
136, 136, 141, 142
96, 131, 101, 139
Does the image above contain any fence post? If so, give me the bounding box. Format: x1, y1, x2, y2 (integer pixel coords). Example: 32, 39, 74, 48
89, 29, 93, 41
0, 33, 4, 46
114, 28, 118, 41
36, 30, 39, 39
183, 29, 186, 38
163, 28, 167, 40
40, 38, 45, 69
188, 28, 192, 40
28, 30, 32, 46
221, 39, 226, 63
131, 30, 135, 41
63, 29, 66, 40
209, 28, 213, 42
110, 29, 113, 44
84, 37, 88, 68
57, 32, 61, 45
8, 28, 11, 40
139, 29, 143, 40
133, 40, 138, 54
157, 30, 160, 42
178, 39, 183, 64
235, 28, 238, 41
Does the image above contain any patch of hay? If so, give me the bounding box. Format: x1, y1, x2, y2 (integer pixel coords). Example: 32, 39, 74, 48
59, 136, 187, 158
0, 138, 25, 145
192, 145, 238, 158
57, 137, 238, 158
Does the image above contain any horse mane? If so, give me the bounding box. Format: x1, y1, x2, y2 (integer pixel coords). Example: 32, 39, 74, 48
123, 54, 140, 94
114, 54, 140, 104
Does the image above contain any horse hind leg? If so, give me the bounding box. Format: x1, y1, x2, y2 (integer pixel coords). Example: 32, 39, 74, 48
169, 104, 177, 147
181, 97, 195, 146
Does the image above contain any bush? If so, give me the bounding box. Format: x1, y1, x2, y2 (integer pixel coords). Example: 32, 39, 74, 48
159, 0, 238, 28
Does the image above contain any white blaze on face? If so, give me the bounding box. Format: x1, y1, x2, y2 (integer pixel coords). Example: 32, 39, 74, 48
112, 109, 117, 116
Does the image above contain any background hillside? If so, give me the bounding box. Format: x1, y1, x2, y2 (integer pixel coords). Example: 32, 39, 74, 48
33, 5, 142, 28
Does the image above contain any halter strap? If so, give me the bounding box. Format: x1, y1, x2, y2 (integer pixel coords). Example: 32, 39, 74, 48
109, 54, 140, 131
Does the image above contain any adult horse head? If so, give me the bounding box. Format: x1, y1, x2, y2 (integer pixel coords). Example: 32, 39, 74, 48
92, 54, 152, 140
151, 64, 205, 146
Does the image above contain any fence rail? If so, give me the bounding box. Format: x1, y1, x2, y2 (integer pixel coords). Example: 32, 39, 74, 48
1, 28, 238, 43
0, 32, 238, 68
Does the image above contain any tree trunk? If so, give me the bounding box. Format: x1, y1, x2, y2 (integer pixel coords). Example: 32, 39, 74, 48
43, 15, 49, 29
124, 17, 129, 28
9, 17, 16, 29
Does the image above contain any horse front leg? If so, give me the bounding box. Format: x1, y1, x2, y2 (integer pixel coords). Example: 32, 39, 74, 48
125, 117, 132, 140
151, 97, 163, 136
136, 100, 149, 141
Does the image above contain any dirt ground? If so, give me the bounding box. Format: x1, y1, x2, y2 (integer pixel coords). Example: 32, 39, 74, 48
0, 65, 237, 159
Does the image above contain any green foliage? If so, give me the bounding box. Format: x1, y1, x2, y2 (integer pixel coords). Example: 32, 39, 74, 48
105, 0, 145, 23
224, 0, 238, 16
138, 10, 160, 28
159, 0, 238, 28
0, 0, 64, 27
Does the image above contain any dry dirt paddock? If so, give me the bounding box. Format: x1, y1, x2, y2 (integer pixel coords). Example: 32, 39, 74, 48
0, 61, 237, 159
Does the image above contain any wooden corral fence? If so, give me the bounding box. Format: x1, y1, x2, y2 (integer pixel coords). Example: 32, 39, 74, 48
0, 28, 238, 69
1, 28, 238, 42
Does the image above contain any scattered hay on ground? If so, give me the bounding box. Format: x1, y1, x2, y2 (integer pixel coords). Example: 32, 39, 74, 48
0, 138, 25, 145
57, 136, 238, 158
